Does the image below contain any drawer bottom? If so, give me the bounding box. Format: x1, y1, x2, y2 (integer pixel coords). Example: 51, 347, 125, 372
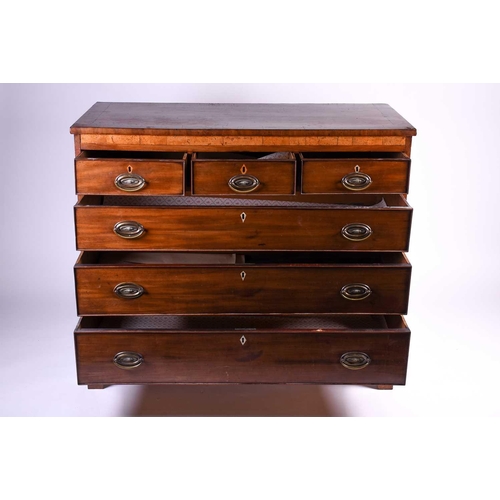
75, 315, 410, 386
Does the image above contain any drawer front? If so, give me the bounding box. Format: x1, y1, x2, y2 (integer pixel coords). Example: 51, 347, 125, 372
301, 157, 410, 194
75, 158, 185, 195
75, 205, 412, 252
75, 331, 410, 385
75, 265, 411, 315
192, 160, 296, 195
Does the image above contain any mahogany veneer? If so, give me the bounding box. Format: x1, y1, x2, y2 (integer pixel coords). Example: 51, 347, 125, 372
70, 103, 416, 392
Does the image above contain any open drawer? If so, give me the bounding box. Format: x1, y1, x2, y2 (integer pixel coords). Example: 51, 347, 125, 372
300, 152, 410, 194
75, 251, 411, 315
74, 315, 411, 386
74, 194, 412, 252
75, 151, 187, 195
192, 152, 296, 195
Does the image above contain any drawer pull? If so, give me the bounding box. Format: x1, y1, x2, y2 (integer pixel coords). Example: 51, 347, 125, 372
341, 223, 372, 241
342, 172, 372, 191
228, 174, 260, 193
340, 283, 372, 301
114, 173, 146, 192
113, 221, 145, 239
114, 282, 144, 299
113, 351, 143, 370
340, 352, 371, 370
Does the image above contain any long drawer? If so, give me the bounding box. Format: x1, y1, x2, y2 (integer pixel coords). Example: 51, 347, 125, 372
74, 194, 412, 251
75, 252, 411, 315
75, 315, 411, 385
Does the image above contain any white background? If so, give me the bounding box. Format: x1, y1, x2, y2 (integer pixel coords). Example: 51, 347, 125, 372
1, 83, 499, 417
1, 1, 499, 498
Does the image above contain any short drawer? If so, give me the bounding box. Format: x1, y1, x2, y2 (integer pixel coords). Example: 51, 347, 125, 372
75, 252, 411, 315
75, 315, 411, 385
74, 194, 412, 252
191, 152, 296, 195
300, 152, 410, 194
75, 151, 186, 195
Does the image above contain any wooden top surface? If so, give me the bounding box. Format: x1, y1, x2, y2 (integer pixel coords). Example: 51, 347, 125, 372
70, 103, 416, 136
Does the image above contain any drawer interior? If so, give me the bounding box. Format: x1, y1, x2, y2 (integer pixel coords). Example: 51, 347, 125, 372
238, 252, 408, 265
300, 152, 409, 160
99, 195, 388, 208
77, 314, 409, 332
77, 151, 186, 161
194, 152, 295, 161
80, 252, 244, 265
79, 194, 410, 208
77, 251, 410, 266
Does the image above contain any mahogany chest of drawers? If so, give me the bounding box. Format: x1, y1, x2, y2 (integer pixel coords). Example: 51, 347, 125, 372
70, 103, 416, 390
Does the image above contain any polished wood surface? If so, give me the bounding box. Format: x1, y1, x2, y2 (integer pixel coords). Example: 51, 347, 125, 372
73, 103, 415, 153
70, 102, 416, 390
75, 330, 410, 385
75, 152, 186, 196
192, 153, 296, 195
300, 153, 410, 194
79, 134, 408, 153
74, 195, 412, 252
71, 103, 417, 136
75, 254, 411, 315
74, 134, 81, 156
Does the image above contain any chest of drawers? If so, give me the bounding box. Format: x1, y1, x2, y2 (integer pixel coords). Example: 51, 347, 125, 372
70, 103, 416, 390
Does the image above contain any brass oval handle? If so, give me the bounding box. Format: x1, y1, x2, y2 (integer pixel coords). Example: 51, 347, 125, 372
340, 352, 371, 370
341, 223, 372, 241
340, 283, 372, 301
342, 172, 372, 191
114, 173, 146, 192
113, 282, 144, 299
113, 351, 143, 370
113, 221, 145, 239
228, 174, 260, 193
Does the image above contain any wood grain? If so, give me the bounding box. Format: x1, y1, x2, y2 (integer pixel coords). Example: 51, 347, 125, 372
75, 259, 411, 315
75, 154, 186, 196
74, 134, 81, 156
74, 197, 413, 252
70, 103, 417, 136
192, 154, 296, 195
75, 330, 410, 385
404, 137, 413, 156
80, 133, 407, 152
70, 102, 416, 390
301, 154, 410, 194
